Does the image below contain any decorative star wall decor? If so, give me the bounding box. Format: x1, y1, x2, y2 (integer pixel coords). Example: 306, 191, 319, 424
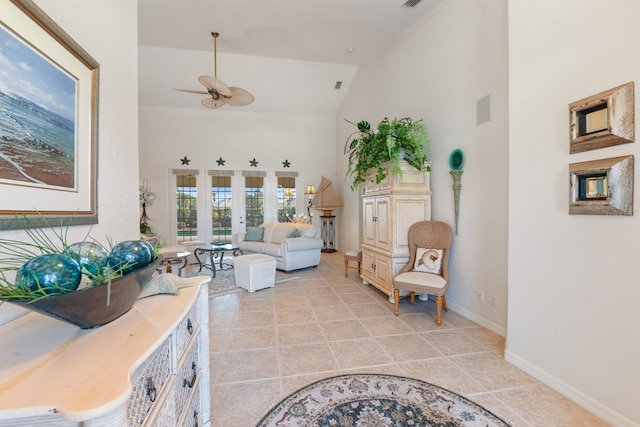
216, 157, 226, 166
250, 158, 259, 167
180, 156, 190, 165
282, 159, 291, 168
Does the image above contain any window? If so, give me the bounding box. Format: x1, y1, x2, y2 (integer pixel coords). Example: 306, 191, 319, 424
244, 176, 264, 227
277, 176, 296, 222
211, 175, 232, 243
176, 174, 198, 241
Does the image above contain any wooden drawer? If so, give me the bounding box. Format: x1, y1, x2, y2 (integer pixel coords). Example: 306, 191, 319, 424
175, 336, 200, 415
178, 376, 201, 427
176, 303, 199, 357
126, 337, 172, 426
145, 376, 178, 427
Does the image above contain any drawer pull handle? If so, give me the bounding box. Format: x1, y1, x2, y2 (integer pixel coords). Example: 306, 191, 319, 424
193, 409, 199, 427
187, 318, 194, 334
183, 361, 197, 388
145, 377, 157, 402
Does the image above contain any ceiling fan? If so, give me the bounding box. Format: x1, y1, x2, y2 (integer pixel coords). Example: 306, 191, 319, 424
174, 32, 254, 109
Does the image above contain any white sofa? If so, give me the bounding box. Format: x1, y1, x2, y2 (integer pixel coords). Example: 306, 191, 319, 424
233, 222, 323, 272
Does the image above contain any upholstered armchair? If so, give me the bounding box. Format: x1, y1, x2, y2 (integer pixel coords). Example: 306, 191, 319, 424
393, 221, 453, 326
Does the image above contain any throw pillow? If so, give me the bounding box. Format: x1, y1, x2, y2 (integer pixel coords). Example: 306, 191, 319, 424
413, 248, 443, 275
287, 228, 301, 238
245, 227, 264, 242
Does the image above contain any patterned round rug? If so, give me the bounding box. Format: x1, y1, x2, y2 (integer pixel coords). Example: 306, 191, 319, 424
257, 374, 510, 426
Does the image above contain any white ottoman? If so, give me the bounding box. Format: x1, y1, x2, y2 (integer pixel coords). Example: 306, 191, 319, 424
234, 254, 277, 292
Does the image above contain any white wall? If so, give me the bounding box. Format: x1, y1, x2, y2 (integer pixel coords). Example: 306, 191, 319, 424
138, 105, 338, 244
0, 1, 140, 325
508, 1, 640, 425
337, 0, 509, 334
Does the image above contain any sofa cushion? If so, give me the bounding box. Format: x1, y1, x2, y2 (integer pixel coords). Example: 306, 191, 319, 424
261, 243, 282, 257
270, 223, 293, 244
238, 241, 282, 257
261, 222, 279, 243
298, 224, 319, 238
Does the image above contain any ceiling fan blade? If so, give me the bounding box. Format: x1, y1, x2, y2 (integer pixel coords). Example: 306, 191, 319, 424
174, 88, 209, 95
225, 87, 255, 106
201, 97, 227, 109
198, 75, 231, 97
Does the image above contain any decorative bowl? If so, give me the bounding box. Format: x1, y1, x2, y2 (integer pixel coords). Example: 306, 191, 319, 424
10, 258, 161, 329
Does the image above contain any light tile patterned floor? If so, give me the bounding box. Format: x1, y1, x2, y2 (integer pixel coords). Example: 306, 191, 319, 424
209, 252, 609, 427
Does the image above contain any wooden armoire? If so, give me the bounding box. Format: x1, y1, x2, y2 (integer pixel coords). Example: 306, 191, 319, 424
360, 161, 431, 298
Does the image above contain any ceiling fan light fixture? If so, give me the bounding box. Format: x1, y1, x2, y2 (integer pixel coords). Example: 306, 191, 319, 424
174, 31, 254, 109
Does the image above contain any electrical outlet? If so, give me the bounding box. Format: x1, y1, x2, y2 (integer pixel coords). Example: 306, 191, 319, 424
491, 296, 498, 308
476, 290, 485, 302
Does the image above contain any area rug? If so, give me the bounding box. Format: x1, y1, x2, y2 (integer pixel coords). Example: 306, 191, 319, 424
257, 373, 510, 427
184, 260, 298, 298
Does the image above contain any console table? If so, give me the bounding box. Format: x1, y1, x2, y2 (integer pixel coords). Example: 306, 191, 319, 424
0, 276, 211, 426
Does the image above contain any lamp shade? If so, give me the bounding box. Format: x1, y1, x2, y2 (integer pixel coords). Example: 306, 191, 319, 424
304, 184, 317, 195
311, 176, 343, 215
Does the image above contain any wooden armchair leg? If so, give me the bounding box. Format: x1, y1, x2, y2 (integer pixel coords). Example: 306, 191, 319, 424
344, 259, 348, 277
443, 295, 449, 312
393, 289, 400, 315
435, 295, 444, 326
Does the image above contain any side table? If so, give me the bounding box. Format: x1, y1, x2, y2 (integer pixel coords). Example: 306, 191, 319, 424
158, 247, 191, 276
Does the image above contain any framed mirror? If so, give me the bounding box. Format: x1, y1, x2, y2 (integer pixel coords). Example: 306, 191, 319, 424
569, 155, 633, 215
569, 82, 634, 154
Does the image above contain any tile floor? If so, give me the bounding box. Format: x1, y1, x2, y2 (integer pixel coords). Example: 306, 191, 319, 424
209, 252, 609, 427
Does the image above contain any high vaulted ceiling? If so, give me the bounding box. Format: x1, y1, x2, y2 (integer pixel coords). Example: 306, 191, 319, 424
137, 0, 439, 114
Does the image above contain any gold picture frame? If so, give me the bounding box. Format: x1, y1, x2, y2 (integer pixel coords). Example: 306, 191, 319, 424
569, 155, 633, 215
569, 82, 634, 154
0, 0, 99, 230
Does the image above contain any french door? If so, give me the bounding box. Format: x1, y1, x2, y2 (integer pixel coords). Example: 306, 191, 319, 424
171, 170, 302, 245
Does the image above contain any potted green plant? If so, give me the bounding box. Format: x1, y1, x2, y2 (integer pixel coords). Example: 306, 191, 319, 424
345, 117, 431, 190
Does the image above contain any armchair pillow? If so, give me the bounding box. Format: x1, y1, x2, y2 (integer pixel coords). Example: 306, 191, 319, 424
413, 248, 443, 274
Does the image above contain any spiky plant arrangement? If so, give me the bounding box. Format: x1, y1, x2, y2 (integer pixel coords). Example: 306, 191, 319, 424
345, 117, 431, 190
0, 215, 160, 303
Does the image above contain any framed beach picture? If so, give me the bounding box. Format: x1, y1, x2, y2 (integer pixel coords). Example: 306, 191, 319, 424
0, 0, 99, 230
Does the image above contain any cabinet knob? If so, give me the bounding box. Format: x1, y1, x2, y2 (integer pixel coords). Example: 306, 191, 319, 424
187, 318, 194, 334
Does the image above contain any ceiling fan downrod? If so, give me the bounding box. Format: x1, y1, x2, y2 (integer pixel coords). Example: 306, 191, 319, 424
211, 32, 218, 78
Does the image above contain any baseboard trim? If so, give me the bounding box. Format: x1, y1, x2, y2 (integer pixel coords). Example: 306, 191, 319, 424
505, 350, 639, 427
447, 302, 507, 337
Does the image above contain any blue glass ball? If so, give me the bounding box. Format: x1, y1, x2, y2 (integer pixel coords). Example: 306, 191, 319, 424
63, 242, 109, 276
140, 241, 156, 258
108, 240, 153, 275
17, 254, 82, 295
